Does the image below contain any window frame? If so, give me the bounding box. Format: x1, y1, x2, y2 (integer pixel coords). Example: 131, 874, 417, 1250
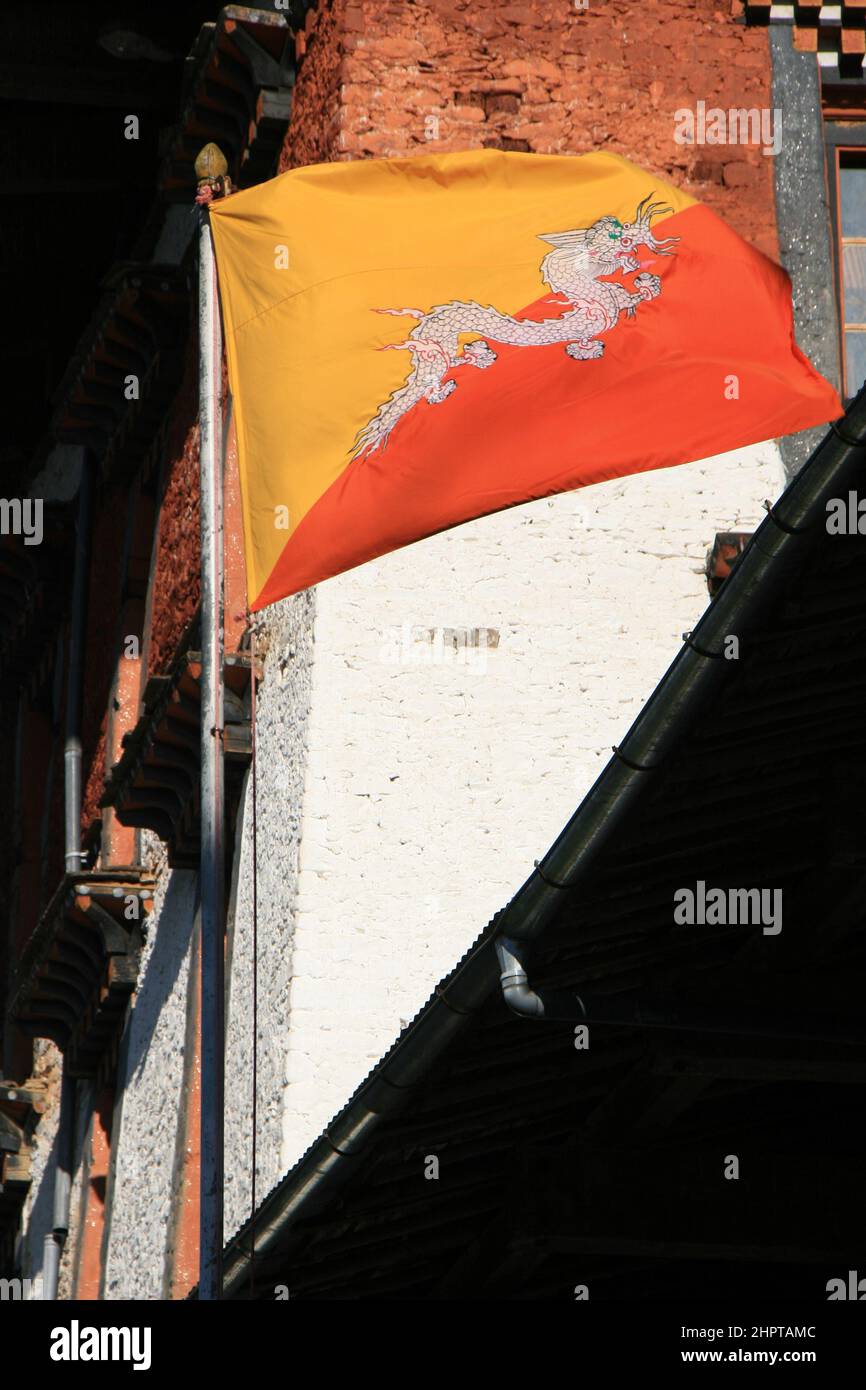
825, 121, 866, 400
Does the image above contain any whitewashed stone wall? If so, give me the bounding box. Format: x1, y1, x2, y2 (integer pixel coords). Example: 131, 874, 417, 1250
223, 590, 314, 1238
102, 862, 198, 1298
279, 444, 784, 1170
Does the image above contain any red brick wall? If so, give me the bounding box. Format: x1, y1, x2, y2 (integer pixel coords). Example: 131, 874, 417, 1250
279, 0, 346, 171
145, 350, 245, 682
145, 340, 201, 681
282, 0, 777, 257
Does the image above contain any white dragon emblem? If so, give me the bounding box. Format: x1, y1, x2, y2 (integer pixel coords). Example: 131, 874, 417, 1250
353, 193, 679, 458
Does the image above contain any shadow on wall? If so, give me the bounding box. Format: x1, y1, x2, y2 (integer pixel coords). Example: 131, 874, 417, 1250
24, 874, 198, 1287
21, 1073, 90, 1286
100, 868, 199, 1300
22, 1122, 56, 1283
122, 868, 199, 1088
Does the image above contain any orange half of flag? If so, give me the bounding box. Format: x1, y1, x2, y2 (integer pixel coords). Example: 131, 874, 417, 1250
208, 148, 841, 611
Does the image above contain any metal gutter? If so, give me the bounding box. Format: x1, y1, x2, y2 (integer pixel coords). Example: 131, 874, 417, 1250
218, 387, 866, 1298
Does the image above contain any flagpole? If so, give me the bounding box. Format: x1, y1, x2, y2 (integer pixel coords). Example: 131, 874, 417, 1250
195, 144, 228, 1300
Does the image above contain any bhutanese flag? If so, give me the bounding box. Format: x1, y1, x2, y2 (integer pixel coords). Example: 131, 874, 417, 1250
209, 149, 841, 611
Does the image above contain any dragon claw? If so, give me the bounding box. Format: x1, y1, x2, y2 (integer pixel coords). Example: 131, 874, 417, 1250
463, 340, 497, 368
566, 339, 605, 361
633, 272, 661, 301
427, 380, 457, 404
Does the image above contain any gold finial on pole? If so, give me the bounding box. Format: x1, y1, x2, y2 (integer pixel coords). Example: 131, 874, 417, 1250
195, 142, 232, 206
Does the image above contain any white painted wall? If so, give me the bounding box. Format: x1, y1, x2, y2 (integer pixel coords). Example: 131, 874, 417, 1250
278, 443, 784, 1170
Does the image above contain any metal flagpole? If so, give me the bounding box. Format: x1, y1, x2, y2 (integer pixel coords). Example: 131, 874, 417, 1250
196, 143, 228, 1300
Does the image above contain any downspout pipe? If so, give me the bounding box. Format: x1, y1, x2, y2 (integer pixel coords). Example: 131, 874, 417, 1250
42, 1070, 76, 1300
43, 453, 92, 1298
495, 936, 866, 1045
64, 452, 94, 875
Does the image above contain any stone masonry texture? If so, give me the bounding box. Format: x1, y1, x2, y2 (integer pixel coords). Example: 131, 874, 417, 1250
102, 862, 198, 1299
223, 590, 315, 1240
283, 0, 778, 258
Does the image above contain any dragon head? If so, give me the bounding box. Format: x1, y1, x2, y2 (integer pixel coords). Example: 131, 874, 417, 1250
602, 193, 680, 272
539, 192, 679, 279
